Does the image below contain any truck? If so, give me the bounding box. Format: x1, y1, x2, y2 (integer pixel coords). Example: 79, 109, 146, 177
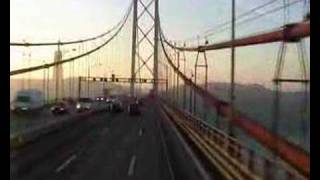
11, 89, 44, 114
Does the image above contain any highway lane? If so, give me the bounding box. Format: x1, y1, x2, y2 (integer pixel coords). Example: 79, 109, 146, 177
10, 102, 175, 180
51, 102, 174, 180
10, 99, 217, 180
10, 102, 105, 135
10, 107, 55, 134
10, 109, 113, 180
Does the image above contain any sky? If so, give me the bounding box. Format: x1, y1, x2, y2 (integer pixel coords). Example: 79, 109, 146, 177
10, 0, 310, 90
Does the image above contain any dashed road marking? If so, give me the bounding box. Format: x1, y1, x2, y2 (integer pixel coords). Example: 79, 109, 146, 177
55, 154, 77, 173
138, 128, 143, 136
127, 155, 136, 176
101, 127, 109, 135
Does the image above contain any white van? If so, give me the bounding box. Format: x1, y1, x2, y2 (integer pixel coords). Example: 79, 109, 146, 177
11, 89, 44, 113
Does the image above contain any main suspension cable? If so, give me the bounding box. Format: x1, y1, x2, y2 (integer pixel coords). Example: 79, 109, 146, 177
10, 3, 132, 76
171, 0, 303, 44
159, 27, 309, 177
161, 20, 309, 52
10, 2, 132, 47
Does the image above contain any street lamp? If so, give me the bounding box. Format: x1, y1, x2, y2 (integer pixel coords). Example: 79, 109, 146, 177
88, 62, 102, 96
43, 60, 46, 104
61, 48, 77, 100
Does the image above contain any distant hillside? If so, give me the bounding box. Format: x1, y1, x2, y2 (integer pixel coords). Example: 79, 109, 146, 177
170, 82, 310, 152
212, 82, 310, 152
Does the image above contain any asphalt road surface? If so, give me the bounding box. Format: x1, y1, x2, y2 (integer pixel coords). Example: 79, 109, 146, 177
10, 100, 186, 180
10, 98, 221, 180
10, 102, 104, 135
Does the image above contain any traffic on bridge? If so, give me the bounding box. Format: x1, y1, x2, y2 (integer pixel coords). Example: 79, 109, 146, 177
10, 0, 310, 180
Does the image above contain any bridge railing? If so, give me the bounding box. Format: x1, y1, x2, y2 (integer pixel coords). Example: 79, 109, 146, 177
162, 100, 307, 180
159, 19, 309, 177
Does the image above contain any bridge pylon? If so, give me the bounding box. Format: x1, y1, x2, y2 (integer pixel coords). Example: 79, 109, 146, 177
53, 44, 64, 101
130, 0, 160, 97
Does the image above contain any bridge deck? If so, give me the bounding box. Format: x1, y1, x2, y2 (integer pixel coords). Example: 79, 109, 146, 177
10, 99, 215, 180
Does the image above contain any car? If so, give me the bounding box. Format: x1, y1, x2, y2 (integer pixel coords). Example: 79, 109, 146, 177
76, 98, 93, 112
137, 98, 145, 106
94, 96, 107, 109
105, 98, 113, 112
66, 97, 76, 105
128, 103, 140, 116
51, 102, 69, 115
111, 98, 123, 113
95, 97, 105, 102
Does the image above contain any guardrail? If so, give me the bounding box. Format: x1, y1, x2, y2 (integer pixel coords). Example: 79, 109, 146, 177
161, 100, 307, 180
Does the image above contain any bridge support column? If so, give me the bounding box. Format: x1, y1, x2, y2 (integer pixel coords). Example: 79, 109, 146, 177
130, 0, 138, 97
165, 64, 168, 97
194, 48, 208, 118
153, 0, 159, 95
53, 42, 63, 102
78, 76, 81, 99
176, 50, 180, 105
182, 51, 187, 110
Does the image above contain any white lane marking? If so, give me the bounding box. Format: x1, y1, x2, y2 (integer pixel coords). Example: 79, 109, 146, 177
55, 154, 77, 173
138, 128, 143, 136
127, 155, 136, 176
101, 127, 109, 135
163, 111, 211, 180
157, 116, 175, 180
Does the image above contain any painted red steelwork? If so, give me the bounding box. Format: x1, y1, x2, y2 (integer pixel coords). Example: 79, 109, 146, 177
165, 21, 310, 52
160, 31, 310, 177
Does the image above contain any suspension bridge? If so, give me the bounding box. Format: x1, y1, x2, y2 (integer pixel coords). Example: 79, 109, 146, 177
10, 0, 310, 180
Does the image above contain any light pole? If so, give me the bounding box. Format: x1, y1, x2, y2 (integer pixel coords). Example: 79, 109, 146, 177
27, 52, 31, 89
87, 61, 101, 98
68, 49, 77, 99
46, 65, 50, 104
230, 0, 236, 138
43, 60, 46, 104
61, 48, 77, 99
189, 71, 194, 114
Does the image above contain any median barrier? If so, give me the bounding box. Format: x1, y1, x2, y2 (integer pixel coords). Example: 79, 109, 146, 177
10, 109, 105, 150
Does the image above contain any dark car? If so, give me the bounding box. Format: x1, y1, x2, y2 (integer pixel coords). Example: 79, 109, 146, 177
137, 98, 145, 106
128, 103, 140, 116
111, 99, 123, 113
66, 97, 76, 105
76, 98, 93, 112
51, 102, 69, 115
105, 98, 113, 112
95, 97, 105, 102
